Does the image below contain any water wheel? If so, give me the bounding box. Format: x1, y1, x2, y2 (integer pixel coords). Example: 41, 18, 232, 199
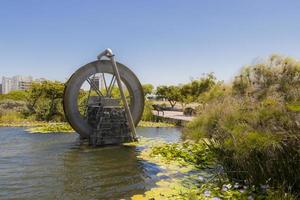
63, 58, 144, 140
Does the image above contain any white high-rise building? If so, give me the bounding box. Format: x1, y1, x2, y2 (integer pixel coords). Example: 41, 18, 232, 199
2, 77, 12, 94
1, 76, 33, 94
91, 74, 105, 90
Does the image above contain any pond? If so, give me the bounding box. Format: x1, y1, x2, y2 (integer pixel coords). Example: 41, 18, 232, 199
0, 127, 182, 200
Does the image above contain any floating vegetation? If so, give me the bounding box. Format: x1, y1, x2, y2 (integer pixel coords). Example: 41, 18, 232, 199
0, 121, 47, 127
3, 120, 175, 133
150, 140, 215, 168
26, 123, 74, 133
27, 120, 174, 134
131, 140, 298, 200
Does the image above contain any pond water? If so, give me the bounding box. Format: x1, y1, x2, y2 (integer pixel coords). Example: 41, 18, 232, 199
0, 127, 182, 200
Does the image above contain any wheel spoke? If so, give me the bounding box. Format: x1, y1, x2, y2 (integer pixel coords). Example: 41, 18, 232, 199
80, 74, 132, 117
83, 84, 93, 117
107, 75, 116, 97
102, 73, 109, 96
86, 77, 103, 96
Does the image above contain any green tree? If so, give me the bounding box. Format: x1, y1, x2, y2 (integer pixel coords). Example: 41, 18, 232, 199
189, 73, 216, 99
156, 85, 180, 108
179, 73, 217, 106
142, 84, 154, 96
27, 81, 65, 121
179, 83, 193, 107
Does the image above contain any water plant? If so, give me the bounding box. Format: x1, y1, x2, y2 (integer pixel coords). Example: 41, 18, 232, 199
150, 140, 215, 168
132, 140, 298, 199
26, 123, 74, 133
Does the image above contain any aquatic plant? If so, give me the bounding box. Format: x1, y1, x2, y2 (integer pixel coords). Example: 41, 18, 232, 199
150, 140, 215, 168
132, 140, 298, 200
26, 123, 74, 133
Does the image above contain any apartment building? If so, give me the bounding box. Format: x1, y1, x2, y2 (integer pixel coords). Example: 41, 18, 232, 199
2, 76, 33, 94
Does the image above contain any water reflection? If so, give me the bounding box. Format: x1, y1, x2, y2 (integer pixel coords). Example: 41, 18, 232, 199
0, 127, 181, 200
60, 145, 158, 199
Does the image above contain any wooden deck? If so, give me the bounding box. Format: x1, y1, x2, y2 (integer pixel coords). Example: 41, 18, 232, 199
152, 110, 194, 125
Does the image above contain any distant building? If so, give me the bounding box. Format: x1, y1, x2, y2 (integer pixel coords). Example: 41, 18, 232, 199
2, 75, 33, 94
100, 74, 105, 90
2, 77, 12, 94
35, 78, 47, 83
91, 74, 105, 90
91, 75, 100, 90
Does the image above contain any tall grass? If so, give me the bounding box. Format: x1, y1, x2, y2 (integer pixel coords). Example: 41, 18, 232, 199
184, 55, 300, 194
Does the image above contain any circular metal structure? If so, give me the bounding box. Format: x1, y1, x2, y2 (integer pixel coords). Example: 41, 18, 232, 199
63, 60, 144, 139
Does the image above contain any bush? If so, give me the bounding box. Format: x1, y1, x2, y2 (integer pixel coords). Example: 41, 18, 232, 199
0, 90, 28, 101
0, 99, 27, 112
184, 55, 300, 194
0, 100, 28, 123
0, 111, 26, 123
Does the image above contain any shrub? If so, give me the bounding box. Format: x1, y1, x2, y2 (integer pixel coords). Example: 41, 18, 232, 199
0, 111, 26, 123
0, 90, 28, 101
0, 100, 28, 122
184, 55, 300, 194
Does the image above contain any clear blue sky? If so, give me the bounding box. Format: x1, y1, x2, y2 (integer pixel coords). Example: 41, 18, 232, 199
0, 0, 300, 86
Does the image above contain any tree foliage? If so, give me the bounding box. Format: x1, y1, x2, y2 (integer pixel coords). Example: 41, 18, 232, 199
156, 73, 217, 108
26, 81, 65, 121
180, 73, 217, 105
0, 90, 28, 101
156, 85, 180, 108
142, 84, 154, 96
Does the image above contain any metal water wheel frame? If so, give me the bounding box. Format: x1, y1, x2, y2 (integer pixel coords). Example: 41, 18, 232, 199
63, 49, 144, 139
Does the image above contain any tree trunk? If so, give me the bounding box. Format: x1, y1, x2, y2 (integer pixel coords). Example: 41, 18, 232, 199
47, 94, 56, 121
169, 101, 176, 108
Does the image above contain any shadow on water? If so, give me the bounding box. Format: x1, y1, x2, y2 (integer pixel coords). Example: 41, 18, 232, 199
0, 127, 182, 200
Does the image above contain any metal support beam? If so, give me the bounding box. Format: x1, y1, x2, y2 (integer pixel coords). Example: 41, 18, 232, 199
97, 48, 137, 140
